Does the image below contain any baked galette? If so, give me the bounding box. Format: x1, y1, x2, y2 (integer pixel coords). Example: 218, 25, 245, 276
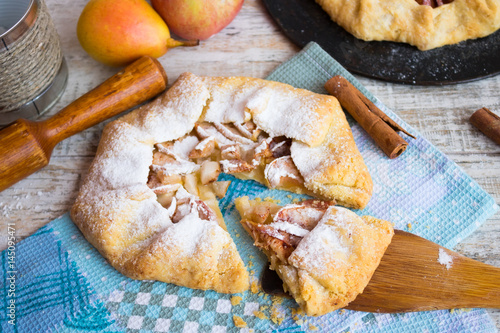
315, 0, 500, 50
236, 197, 394, 316
71, 72, 372, 294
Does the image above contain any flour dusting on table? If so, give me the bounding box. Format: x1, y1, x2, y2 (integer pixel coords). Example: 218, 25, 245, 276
438, 248, 454, 269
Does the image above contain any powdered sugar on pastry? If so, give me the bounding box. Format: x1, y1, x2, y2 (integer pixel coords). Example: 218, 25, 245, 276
200, 77, 267, 124
288, 208, 352, 275
163, 212, 223, 255
151, 160, 200, 176
121, 72, 209, 143
252, 87, 337, 147
82, 121, 154, 193
291, 119, 372, 209
171, 135, 200, 159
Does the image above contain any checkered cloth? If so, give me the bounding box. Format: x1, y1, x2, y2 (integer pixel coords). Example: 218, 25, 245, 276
1, 42, 498, 332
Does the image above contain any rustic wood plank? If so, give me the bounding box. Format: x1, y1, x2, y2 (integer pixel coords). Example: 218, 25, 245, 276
1, 0, 499, 329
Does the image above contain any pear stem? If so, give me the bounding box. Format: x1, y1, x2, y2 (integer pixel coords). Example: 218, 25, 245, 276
166, 38, 199, 49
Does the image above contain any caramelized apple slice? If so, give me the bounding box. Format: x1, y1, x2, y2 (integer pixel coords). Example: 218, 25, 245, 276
214, 122, 255, 145
236, 198, 336, 263
264, 156, 303, 189
189, 136, 216, 159
220, 159, 256, 174
234, 121, 262, 141
171, 187, 217, 223
195, 123, 234, 146
211, 181, 231, 198
200, 160, 221, 185
273, 199, 335, 231
220, 144, 242, 160
240, 220, 297, 263
269, 137, 292, 158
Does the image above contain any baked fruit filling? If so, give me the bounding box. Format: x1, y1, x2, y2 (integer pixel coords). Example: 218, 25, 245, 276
146, 120, 318, 224
415, 0, 453, 7
237, 198, 336, 263
71, 72, 373, 298
235, 197, 394, 316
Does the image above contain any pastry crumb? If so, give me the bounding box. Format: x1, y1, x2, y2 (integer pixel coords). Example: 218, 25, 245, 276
233, 315, 247, 328
231, 296, 242, 306
270, 296, 285, 324
309, 324, 319, 331
251, 280, 259, 293
292, 307, 306, 326
264, 196, 280, 203
407, 222, 412, 230
291, 307, 304, 316
253, 310, 268, 320
271, 295, 283, 304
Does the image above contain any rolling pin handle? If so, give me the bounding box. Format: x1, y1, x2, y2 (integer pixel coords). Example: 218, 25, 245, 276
0, 56, 168, 192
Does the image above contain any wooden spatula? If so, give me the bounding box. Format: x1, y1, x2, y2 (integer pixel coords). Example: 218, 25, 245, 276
262, 229, 500, 313
0, 56, 168, 192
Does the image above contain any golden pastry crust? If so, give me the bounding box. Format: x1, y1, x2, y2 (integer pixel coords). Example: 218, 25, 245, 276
235, 197, 394, 316
291, 114, 373, 209
316, 0, 500, 50
71, 72, 372, 294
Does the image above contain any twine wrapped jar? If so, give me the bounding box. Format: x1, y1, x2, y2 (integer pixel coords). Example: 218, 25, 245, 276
0, 0, 68, 126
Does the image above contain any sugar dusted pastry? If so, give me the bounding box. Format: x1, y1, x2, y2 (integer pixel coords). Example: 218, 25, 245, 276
235, 197, 394, 316
315, 0, 500, 50
71, 72, 372, 293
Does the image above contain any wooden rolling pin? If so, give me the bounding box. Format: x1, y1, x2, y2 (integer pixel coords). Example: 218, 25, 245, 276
0, 56, 168, 192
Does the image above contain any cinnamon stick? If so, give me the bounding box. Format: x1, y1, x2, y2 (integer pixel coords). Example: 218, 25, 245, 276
325, 75, 415, 159
469, 107, 500, 145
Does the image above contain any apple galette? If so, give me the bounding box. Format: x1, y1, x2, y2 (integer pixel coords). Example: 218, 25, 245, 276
315, 0, 500, 50
71, 72, 372, 294
235, 196, 394, 316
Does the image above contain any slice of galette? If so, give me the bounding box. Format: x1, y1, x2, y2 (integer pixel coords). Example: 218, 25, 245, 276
235, 196, 394, 316
71, 72, 372, 294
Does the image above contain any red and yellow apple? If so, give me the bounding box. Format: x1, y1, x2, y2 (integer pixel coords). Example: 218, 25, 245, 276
151, 0, 244, 40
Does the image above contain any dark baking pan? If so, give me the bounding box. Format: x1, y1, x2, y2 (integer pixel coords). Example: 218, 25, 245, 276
263, 0, 500, 85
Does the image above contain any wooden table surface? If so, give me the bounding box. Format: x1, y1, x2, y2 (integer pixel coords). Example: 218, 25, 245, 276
1, 0, 499, 329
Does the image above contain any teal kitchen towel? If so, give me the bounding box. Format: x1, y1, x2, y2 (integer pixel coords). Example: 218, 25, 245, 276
1, 42, 498, 332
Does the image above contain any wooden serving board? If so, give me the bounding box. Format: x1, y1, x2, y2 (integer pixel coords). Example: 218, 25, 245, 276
262, 230, 500, 313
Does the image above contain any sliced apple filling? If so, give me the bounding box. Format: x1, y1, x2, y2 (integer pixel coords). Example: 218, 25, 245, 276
415, 0, 453, 8
146, 120, 320, 227
236, 197, 336, 264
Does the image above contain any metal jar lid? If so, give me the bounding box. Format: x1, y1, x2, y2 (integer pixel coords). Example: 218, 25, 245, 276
0, 0, 68, 127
